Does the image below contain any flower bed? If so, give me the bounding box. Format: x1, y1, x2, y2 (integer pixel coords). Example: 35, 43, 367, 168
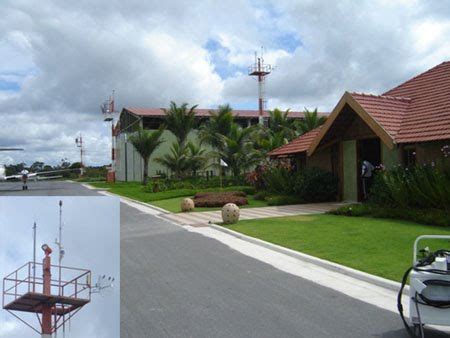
193, 191, 248, 207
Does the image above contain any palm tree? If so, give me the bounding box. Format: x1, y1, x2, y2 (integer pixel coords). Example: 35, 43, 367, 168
297, 108, 326, 134
199, 104, 234, 172
186, 142, 209, 177
128, 126, 165, 185
163, 101, 198, 146
268, 108, 297, 140
199, 104, 234, 152
221, 124, 260, 176
257, 130, 289, 153
155, 142, 190, 179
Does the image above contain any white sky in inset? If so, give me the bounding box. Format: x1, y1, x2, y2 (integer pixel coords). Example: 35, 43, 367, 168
0, 196, 120, 338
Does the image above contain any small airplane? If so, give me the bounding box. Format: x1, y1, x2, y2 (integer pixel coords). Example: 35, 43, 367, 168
0, 165, 77, 190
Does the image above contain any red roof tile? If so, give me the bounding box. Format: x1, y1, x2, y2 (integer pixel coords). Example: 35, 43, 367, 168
349, 93, 411, 139
268, 127, 322, 157
383, 61, 450, 143
124, 107, 325, 119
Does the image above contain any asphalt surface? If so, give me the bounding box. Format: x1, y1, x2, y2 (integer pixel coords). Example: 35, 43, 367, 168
1, 181, 447, 338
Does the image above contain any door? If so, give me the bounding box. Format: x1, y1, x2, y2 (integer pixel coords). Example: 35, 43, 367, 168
357, 138, 381, 201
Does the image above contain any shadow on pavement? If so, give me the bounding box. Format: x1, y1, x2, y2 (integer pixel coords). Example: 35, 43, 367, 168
382, 327, 450, 337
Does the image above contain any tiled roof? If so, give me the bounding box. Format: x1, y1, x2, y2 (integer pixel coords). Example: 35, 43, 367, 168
268, 127, 322, 157
349, 93, 411, 139
383, 61, 450, 143
271, 61, 450, 156
124, 107, 324, 119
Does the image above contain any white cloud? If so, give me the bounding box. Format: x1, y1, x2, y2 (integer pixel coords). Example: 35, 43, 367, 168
0, 0, 449, 164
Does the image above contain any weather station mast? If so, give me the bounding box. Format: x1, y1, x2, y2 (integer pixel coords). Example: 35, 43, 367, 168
248, 47, 272, 125
2, 200, 115, 337
75, 134, 84, 177
101, 91, 116, 183
2, 201, 91, 338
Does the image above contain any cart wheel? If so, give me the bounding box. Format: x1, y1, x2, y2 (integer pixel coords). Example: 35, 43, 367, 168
413, 324, 424, 337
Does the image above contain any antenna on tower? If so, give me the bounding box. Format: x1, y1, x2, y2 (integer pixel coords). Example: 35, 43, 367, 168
248, 46, 272, 126
32, 221, 37, 292
75, 133, 84, 176
55, 200, 65, 290
91, 274, 115, 294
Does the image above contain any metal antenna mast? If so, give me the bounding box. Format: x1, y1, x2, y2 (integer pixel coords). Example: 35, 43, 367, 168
101, 90, 116, 183
32, 221, 37, 292
248, 46, 272, 126
75, 133, 84, 176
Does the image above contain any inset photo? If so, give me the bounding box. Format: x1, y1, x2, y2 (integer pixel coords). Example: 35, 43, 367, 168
0, 196, 120, 338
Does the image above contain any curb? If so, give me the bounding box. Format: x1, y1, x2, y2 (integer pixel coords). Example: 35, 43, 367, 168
209, 223, 408, 294
81, 183, 171, 214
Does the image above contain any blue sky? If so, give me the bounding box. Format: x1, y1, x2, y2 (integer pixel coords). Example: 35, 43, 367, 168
0, 0, 449, 165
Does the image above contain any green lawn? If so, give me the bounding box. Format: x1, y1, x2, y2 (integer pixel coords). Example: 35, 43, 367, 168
151, 195, 268, 213
90, 182, 199, 202
89, 182, 268, 212
224, 214, 450, 282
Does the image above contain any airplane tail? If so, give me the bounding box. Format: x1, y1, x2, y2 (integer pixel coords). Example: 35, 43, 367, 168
0, 165, 6, 181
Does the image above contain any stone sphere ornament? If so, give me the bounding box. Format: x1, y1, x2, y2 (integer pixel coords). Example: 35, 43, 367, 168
180, 198, 195, 212
221, 203, 240, 224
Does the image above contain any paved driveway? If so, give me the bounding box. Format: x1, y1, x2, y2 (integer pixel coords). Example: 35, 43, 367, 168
1, 181, 447, 338
162, 202, 345, 226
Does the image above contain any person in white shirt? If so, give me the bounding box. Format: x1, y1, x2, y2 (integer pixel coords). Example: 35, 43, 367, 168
361, 160, 375, 200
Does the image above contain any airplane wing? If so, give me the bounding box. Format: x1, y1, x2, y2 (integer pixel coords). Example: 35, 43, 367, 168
37, 175, 63, 180
3, 174, 23, 180
34, 168, 80, 176
0, 148, 24, 151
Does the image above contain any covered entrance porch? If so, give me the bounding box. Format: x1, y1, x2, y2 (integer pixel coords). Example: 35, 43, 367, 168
308, 92, 398, 202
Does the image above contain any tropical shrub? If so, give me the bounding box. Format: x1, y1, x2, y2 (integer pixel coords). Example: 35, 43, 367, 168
262, 166, 338, 202
193, 191, 248, 207
262, 166, 295, 195
329, 204, 450, 227
267, 195, 302, 206
293, 168, 339, 202
194, 191, 246, 199
369, 163, 450, 211
253, 191, 269, 201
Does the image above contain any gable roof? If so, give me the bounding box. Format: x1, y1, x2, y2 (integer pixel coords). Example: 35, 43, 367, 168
349, 93, 411, 140
308, 92, 395, 155
268, 127, 322, 157
270, 61, 450, 157
123, 107, 320, 119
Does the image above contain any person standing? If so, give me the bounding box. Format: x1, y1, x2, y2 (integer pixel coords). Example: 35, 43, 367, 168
361, 160, 375, 200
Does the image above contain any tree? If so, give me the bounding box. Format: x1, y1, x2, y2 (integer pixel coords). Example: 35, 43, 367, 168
186, 142, 209, 177
129, 126, 165, 185
163, 102, 198, 146
30, 161, 45, 172
221, 124, 260, 176
199, 104, 234, 173
268, 108, 297, 140
155, 142, 209, 178
155, 142, 190, 179
199, 104, 234, 152
297, 108, 326, 134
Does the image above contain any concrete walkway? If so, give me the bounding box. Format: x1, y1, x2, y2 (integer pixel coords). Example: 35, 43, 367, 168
162, 202, 345, 226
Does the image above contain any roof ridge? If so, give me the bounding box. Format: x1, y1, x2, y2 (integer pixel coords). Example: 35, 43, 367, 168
383, 61, 450, 95
350, 92, 412, 102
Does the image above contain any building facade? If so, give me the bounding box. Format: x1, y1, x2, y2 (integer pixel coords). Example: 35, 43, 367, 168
114, 108, 309, 181
269, 61, 450, 202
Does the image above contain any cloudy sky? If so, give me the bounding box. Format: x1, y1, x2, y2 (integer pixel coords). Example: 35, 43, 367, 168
0, 196, 120, 337
0, 0, 450, 166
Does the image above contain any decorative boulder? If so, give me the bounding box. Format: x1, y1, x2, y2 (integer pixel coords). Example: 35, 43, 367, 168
221, 203, 240, 224
180, 198, 195, 212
